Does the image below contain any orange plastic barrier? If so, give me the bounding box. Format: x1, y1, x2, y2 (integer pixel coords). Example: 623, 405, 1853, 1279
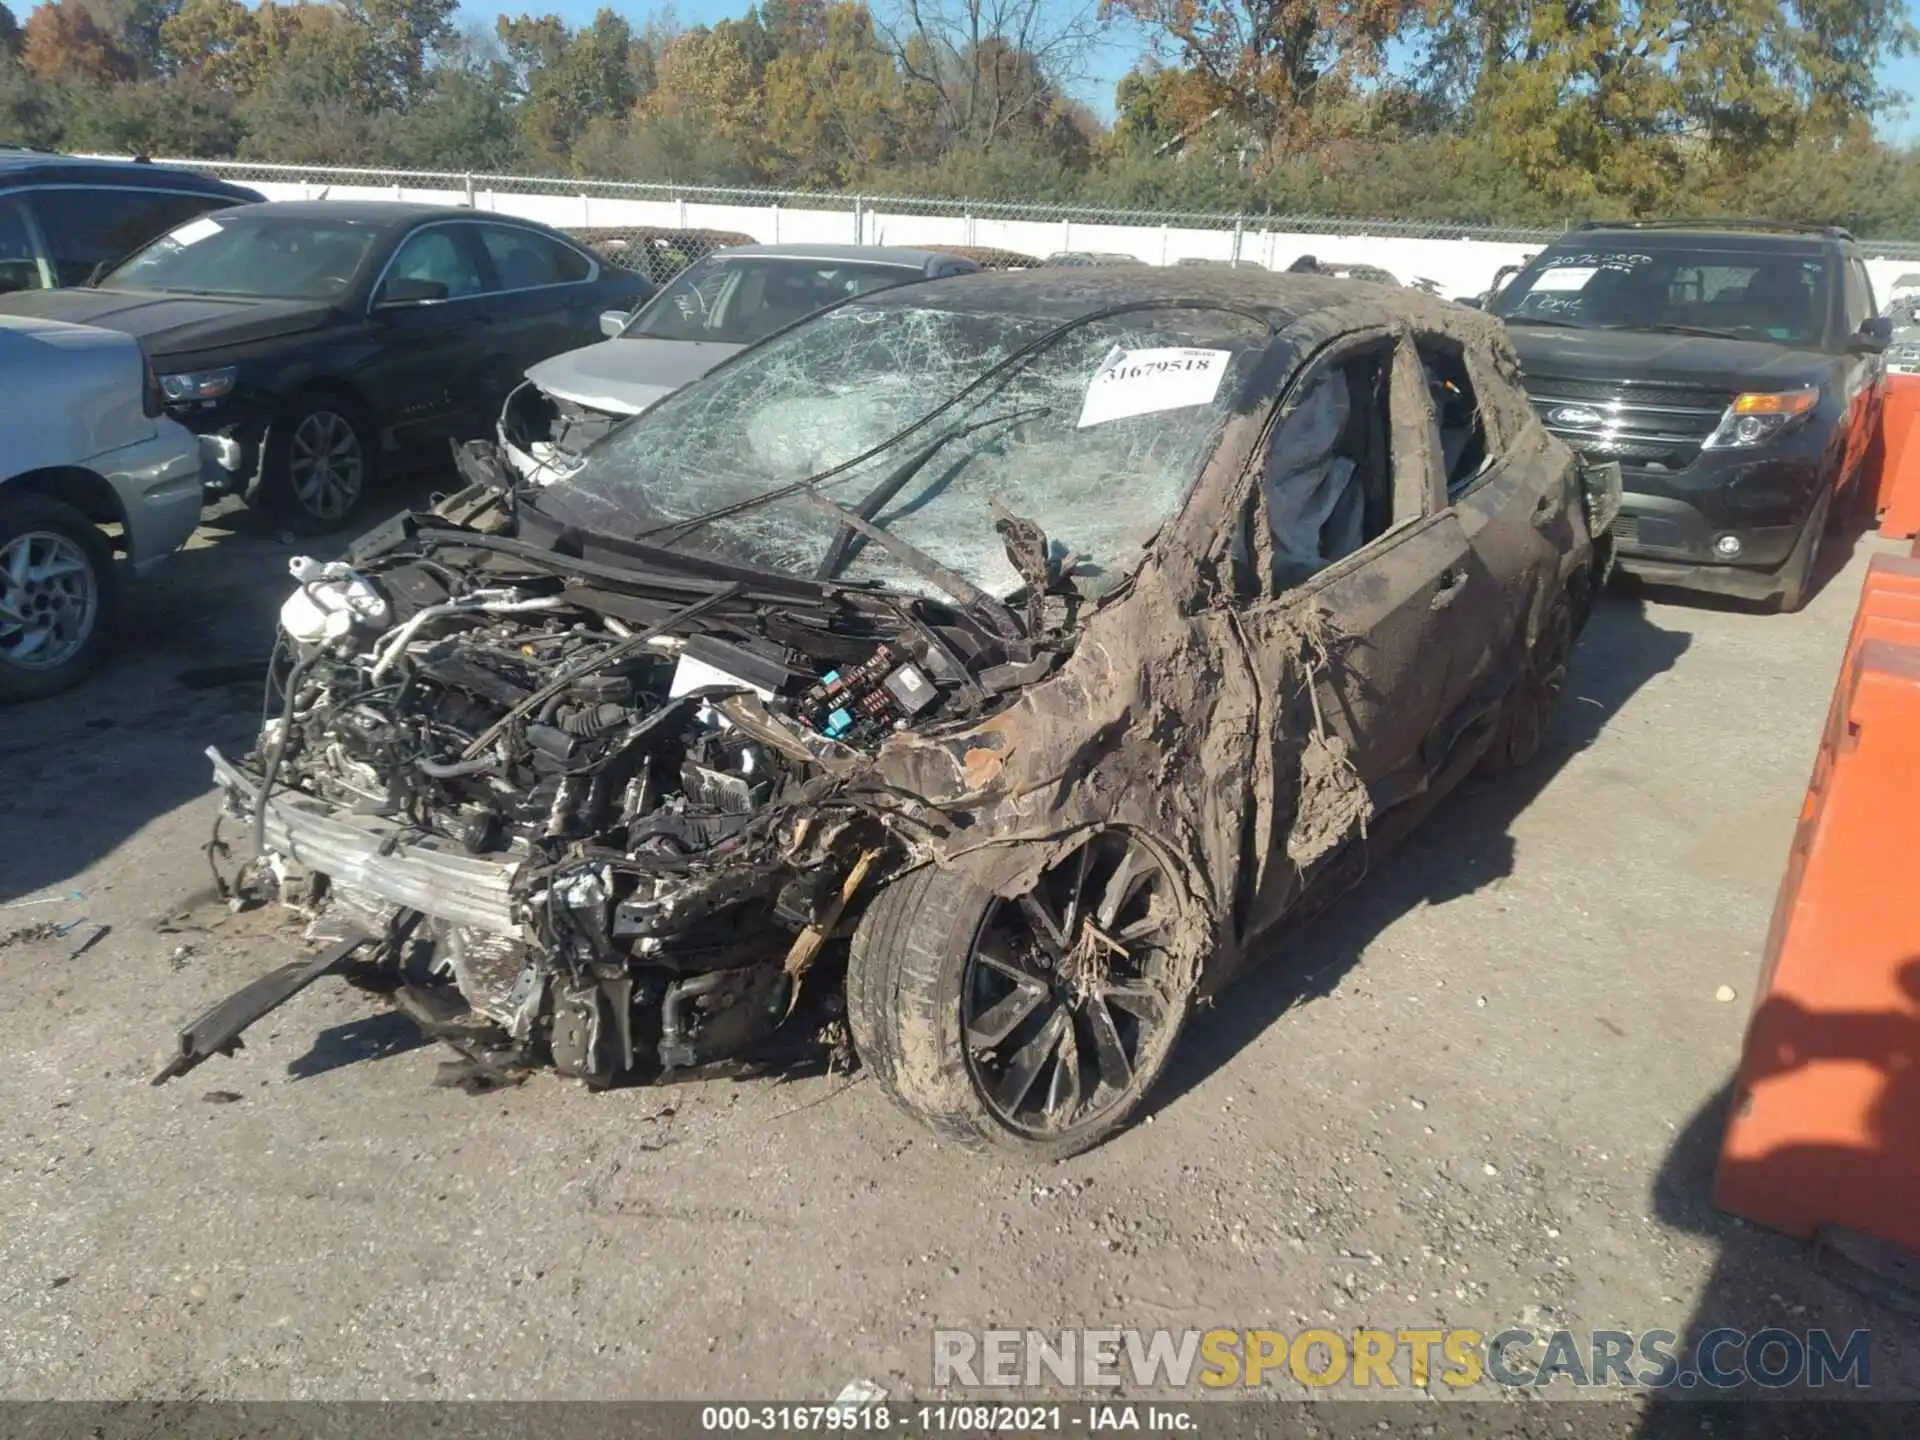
1714, 557, 1920, 1254
1880, 374, 1920, 537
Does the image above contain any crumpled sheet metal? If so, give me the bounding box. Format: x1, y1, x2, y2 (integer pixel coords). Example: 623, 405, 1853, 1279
859, 286, 1549, 996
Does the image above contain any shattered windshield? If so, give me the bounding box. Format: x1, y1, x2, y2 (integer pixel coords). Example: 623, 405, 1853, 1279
540, 298, 1266, 600
622, 256, 928, 344
1491, 243, 1832, 347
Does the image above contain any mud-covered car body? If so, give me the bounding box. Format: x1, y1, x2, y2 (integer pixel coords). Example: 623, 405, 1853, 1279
168, 269, 1612, 1154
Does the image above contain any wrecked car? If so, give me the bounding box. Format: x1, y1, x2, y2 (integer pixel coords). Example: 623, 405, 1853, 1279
161, 269, 1617, 1158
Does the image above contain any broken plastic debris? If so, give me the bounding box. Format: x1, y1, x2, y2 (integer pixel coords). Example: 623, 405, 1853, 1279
832, 1380, 888, 1407
3, 890, 84, 910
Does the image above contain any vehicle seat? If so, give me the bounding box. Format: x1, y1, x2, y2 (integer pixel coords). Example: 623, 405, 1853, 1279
757, 272, 826, 330
1744, 262, 1816, 336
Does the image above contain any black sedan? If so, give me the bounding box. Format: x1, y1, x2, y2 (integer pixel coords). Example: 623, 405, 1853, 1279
0, 201, 653, 530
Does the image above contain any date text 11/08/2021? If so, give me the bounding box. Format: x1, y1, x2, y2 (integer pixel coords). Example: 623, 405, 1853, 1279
700, 1406, 1196, 1433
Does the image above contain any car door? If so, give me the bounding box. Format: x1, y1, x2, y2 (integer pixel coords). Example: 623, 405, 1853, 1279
1413, 329, 1569, 763
1230, 330, 1477, 937
361, 221, 494, 450
471, 222, 607, 409
1838, 254, 1884, 494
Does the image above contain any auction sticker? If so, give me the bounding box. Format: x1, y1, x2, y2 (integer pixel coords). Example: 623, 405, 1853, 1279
1529, 265, 1597, 293
169, 216, 224, 248
1078, 346, 1230, 428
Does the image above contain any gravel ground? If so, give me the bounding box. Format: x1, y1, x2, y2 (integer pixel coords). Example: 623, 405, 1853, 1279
2, 496, 1916, 1407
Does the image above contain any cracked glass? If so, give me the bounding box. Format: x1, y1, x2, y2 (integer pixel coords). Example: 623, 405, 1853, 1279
538, 296, 1269, 600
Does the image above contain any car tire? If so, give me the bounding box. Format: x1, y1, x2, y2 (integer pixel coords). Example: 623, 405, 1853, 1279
846, 830, 1194, 1161
258, 391, 379, 535
0, 491, 120, 704
1478, 595, 1573, 774
1773, 487, 1832, 615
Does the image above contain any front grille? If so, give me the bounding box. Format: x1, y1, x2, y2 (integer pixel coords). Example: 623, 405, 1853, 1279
1523, 374, 1735, 412
1528, 372, 1732, 472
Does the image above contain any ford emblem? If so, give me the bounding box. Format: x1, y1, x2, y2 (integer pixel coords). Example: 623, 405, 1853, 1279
1549, 405, 1605, 428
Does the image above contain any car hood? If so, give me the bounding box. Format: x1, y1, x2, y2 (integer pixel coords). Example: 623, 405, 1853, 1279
525, 337, 744, 418
0, 287, 334, 358
1504, 323, 1836, 391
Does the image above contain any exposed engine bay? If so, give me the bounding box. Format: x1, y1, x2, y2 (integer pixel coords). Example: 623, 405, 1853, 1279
182, 461, 1080, 1090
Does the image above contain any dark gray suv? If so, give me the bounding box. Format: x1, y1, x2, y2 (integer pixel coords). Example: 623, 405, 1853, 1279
0, 151, 263, 295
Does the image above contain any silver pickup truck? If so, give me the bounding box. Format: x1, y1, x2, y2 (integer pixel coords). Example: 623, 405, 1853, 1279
1, 315, 206, 701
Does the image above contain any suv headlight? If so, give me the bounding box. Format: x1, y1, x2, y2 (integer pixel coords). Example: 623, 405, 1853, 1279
1701, 389, 1818, 450
157, 366, 237, 403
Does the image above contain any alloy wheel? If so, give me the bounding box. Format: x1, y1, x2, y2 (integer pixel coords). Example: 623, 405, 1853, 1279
0, 530, 99, 671
288, 410, 366, 522
962, 832, 1181, 1140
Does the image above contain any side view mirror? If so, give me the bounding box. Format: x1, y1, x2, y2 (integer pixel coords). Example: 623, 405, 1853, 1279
1854, 315, 1894, 354
376, 276, 448, 309
599, 309, 630, 339
1456, 295, 1485, 310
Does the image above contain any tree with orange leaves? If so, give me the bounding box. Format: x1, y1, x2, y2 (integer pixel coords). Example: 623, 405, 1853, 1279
1101, 0, 1426, 154
21, 0, 135, 82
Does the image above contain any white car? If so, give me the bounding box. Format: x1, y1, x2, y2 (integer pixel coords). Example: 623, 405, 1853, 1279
499, 244, 979, 481
0, 315, 207, 701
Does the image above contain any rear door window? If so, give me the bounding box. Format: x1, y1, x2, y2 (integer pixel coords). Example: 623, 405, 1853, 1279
0, 196, 45, 294
36, 188, 232, 287
477, 225, 592, 290
383, 225, 487, 300
1414, 337, 1493, 498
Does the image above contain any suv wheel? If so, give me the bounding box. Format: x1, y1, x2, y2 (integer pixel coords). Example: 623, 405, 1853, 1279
1773, 487, 1832, 615
0, 492, 120, 704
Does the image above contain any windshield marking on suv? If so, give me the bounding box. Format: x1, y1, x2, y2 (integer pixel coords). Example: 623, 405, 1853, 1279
1493, 243, 1829, 348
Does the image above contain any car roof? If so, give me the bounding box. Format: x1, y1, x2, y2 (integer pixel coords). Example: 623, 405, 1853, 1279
211, 199, 538, 226
0, 153, 262, 200
1567, 225, 1831, 254
851, 265, 1476, 332
708, 243, 972, 270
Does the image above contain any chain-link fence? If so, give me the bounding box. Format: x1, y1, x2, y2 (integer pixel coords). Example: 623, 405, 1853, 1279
129, 156, 1920, 258
135, 157, 1569, 243
568, 226, 759, 284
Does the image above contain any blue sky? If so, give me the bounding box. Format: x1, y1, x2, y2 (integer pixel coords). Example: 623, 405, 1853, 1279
461, 0, 1920, 141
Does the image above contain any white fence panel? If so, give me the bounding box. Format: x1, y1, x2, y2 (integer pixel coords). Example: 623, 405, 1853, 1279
205, 170, 1920, 303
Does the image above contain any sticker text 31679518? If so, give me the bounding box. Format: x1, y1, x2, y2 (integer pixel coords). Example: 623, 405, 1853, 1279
1078, 347, 1232, 429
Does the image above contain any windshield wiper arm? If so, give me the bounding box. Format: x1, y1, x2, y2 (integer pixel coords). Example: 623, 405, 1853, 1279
816, 406, 1046, 581
1505, 315, 1584, 329
1605, 322, 1744, 340
794, 487, 1025, 643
